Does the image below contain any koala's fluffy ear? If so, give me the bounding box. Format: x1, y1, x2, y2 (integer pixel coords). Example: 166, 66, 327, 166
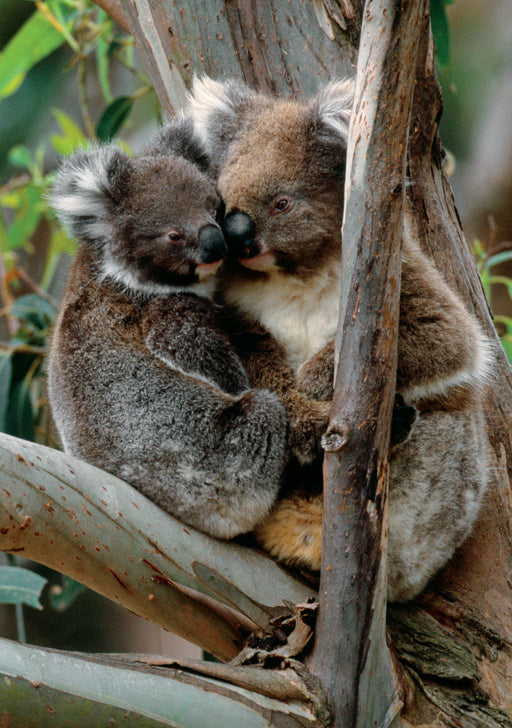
312, 79, 354, 140
51, 145, 133, 246
186, 76, 258, 170
145, 117, 210, 173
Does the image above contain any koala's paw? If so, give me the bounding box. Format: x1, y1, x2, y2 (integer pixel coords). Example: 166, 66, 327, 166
296, 341, 335, 401
288, 398, 331, 464
390, 394, 417, 448
254, 493, 323, 571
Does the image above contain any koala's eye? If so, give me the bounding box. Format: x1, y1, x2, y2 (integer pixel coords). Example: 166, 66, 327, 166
271, 196, 292, 215
166, 230, 183, 244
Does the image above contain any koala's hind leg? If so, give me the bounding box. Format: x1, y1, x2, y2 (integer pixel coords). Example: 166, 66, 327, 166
255, 406, 489, 603
254, 493, 323, 571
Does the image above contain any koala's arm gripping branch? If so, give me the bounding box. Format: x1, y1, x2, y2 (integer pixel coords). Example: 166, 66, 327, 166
307, 1, 429, 726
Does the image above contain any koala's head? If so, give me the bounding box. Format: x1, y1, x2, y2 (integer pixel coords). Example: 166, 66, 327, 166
51, 145, 226, 296
187, 77, 353, 278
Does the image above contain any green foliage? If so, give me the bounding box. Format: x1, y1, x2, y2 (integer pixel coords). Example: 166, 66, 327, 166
0, 566, 47, 610
0, 1, 156, 647
50, 109, 87, 154
0, 294, 57, 441
96, 94, 135, 141
0, 9, 64, 101
474, 240, 512, 364
48, 575, 87, 612
430, 0, 454, 68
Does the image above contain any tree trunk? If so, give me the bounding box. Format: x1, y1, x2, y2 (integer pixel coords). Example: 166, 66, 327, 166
93, 1, 512, 723
307, 2, 429, 726
1, 0, 511, 725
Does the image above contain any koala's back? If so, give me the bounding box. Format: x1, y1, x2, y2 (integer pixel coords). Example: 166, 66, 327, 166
49, 249, 287, 539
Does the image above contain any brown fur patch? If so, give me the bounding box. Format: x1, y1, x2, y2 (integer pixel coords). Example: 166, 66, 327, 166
254, 493, 323, 570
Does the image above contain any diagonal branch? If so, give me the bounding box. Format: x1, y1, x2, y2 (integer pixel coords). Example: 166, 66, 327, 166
0, 637, 325, 726
0, 433, 315, 661
308, 1, 428, 726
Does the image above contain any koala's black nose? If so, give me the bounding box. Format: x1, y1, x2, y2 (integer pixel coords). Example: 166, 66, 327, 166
198, 225, 228, 263
222, 211, 259, 259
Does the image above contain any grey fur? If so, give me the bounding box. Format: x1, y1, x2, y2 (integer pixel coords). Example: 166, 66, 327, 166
48, 143, 287, 539
185, 77, 492, 601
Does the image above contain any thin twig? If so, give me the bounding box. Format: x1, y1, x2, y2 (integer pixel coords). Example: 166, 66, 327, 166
0, 341, 47, 356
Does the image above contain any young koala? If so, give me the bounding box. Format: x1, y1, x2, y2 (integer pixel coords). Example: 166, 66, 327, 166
48, 131, 288, 540
185, 77, 492, 601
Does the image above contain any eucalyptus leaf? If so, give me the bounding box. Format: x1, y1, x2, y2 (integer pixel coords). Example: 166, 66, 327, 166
0, 10, 65, 102
49, 576, 87, 612
96, 33, 114, 103
10, 294, 56, 333
51, 109, 87, 155
483, 250, 512, 271
4, 378, 36, 441
8, 145, 34, 171
5, 185, 42, 252
430, 0, 450, 67
0, 566, 47, 609
96, 96, 134, 141
0, 352, 13, 432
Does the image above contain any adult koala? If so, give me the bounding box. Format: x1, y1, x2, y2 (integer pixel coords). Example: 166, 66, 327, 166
184, 77, 492, 602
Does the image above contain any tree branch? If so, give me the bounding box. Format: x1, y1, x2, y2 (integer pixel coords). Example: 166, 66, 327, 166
92, 0, 362, 116
0, 637, 324, 727
0, 433, 315, 661
308, 1, 428, 726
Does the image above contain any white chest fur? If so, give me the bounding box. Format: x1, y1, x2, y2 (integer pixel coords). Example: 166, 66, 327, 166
225, 267, 341, 372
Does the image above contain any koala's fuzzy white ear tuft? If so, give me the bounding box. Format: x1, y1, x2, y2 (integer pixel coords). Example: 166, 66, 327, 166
51, 146, 128, 246
187, 76, 236, 151
314, 79, 354, 139
186, 76, 258, 169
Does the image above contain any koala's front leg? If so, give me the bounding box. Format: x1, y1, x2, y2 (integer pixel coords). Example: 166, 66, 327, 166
233, 330, 330, 464
296, 340, 335, 401
398, 239, 491, 406
296, 339, 416, 448
142, 294, 251, 395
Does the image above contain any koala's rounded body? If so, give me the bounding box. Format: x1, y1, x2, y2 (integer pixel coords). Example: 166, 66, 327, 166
186, 78, 492, 601
49, 140, 287, 539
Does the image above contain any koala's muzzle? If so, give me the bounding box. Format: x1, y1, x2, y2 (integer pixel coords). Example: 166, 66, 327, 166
222, 211, 259, 259
198, 225, 228, 263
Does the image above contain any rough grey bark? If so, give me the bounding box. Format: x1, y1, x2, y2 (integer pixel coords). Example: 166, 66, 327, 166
307, 3, 428, 726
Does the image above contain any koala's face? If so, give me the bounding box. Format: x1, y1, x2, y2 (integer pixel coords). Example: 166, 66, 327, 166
52, 148, 226, 295
186, 78, 353, 280
108, 155, 226, 291
218, 102, 345, 278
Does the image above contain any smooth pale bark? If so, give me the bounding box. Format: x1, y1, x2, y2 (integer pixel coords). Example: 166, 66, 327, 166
0, 433, 315, 662
0, 637, 323, 728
